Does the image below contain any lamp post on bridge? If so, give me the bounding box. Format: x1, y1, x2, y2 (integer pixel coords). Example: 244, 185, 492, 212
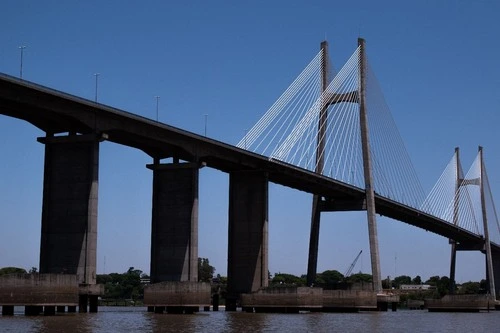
155, 96, 160, 122
94, 73, 100, 103
204, 114, 208, 136
19, 45, 26, 80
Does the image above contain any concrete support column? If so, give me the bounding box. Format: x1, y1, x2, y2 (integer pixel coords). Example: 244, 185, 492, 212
479, 147, 496, 299
358, 38, 382, 292
25, 306, 41, 316
89, 295, 98, 312
79, 294, 88, 313
307, 41, 329, 288
37, 134, 100, 285
213, 294, 220, 311
306, 195, 321, 286
43, 306, 55, 316
449, 148, 460, 294
154, 306, 165, 314
492, 250, 500, 298
449, 241, 457, 294
2, 305, 14, 316
227, 170, 269, 297
147, 162, 199, 283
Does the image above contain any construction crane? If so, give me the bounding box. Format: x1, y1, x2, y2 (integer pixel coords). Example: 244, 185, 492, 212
343, 250, 363, 278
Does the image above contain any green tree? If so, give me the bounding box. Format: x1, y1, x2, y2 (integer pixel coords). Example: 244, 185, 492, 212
425, 276, 440, 286
347, 273, 372, 283
271, 273, 306, 287
480, 279, 488, 293
412, 275, 422, 284
198, 258, 215, 282
458, 281, 481, 294
97, 267, 145, 302
436, 276, 450, 297
97, 274, 112, 285
315, 270, 344, 289
393, 275, 412, 288
426, 276, 450, 297
122, 267, 142, 300
0, 267, 27, 275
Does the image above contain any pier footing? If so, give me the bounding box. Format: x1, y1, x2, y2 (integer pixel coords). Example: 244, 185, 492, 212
240, 287, 323, 313
323, 290, 377, 312
376, 294, 400, 311
0, 274, 103, 316
240, 288, 382, 313
0, 274, 78, 316
144, 281, 210, 314
426, 294, 497, 312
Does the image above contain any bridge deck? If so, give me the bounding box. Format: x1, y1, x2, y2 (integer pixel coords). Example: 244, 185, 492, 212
0, 73, 495, 251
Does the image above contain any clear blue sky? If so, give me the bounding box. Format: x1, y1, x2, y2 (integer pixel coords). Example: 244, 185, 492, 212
1, 1, 499, 283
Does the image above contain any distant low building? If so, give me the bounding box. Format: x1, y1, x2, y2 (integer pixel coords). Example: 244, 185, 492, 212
400, 284, 432, 290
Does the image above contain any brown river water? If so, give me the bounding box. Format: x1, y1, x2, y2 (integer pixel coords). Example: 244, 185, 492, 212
1, 306, 500, 332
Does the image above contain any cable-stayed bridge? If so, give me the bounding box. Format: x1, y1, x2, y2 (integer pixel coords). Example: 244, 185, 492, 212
0, 38, 499, 312
237, 39, 500, 295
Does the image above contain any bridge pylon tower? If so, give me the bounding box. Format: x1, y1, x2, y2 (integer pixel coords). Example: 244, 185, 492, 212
448, 147, 461, 294
306, 38, 383, 293
479, 146, 496, 299
306, 40, 329, 287
449, 146, 497, 299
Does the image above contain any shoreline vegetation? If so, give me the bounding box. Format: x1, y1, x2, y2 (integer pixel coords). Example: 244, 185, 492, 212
0, 261, 488, 307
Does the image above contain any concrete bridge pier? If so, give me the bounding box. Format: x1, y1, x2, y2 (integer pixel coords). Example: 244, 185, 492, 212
226, 170, 269, 311
2, 305, 14, 315
25, 306, 42, 316
89, 295, 98, 312
491, 250, 500, 298
147, 161, 199, 283
79, 295, 88, 313
43, 306, 56, 316
449, 240, 457, 293
37, 133, 103, 311
144, 162, 210, 312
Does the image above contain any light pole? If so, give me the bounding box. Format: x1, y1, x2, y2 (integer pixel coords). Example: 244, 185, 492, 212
204, 114, 208, 136
19, 45, 26, 79
94, 73, 100, 102
155, 96, 160, 122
